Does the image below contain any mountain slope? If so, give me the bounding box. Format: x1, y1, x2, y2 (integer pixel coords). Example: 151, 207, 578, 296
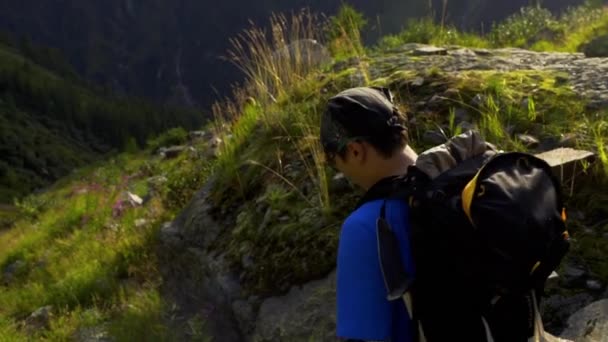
0, 43, 202, 203
0, 3, 607, 341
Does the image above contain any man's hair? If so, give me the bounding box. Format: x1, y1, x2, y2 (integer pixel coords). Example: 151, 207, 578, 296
320, 87, 409, 159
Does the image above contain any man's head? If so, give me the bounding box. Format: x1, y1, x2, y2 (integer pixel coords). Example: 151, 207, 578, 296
320, 87, 411, 189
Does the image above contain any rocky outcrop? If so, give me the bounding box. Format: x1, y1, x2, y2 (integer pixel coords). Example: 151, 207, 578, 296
159, 176, 338, 341
251, 271, 336, 341
358, 44, 608, 109
560, 299, 608, 342
158, 180, 243, 341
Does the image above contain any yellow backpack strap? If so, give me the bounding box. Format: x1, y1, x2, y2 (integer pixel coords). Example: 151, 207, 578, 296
461, 169, 483, 225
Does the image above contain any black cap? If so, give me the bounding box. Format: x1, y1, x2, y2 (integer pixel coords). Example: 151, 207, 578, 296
320, 87, 405, 157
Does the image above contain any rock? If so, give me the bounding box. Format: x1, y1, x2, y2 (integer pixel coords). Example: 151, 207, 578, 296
534, 148, 596, 183
160, 145, 187, 159
206, 146, 222, 159
209, 137, 223, 148
473, 48, 492, 56
459, 121, 476, 131
252, 271, 336, 341
208, 254, 241, 299
410, 77, 425, 87
586, 279, 603, 291
232, 300, 255, 335
423, 130, 447, 145
562, 263, 587, 280
544, 333, 573, 342
427, 94, 446, 107
73, 324, 112, 342
413, 46, 448, 56
158, 178, 246, 341
189, 130, 210, 141
540, 134, 579, 151
2, 259, 26, 285
452, 108, 471, 124
241, 253, 254, 270
471, 93, 487, 108
560, 299, 608, 342
298, 208, 321, 227
134, 219, 148, 228
516, 134, 540, 148
187, 146, 199, 159
159, 221, 182, 247
557, 133, 578, 148
24, 306, 52, 333
442, 88, 460, 99
414, 100, 427, 108
127, 192, 143, 206
258, 208, 274, 232
542, 292, 595, 334
147, 175, 168, 190
448, 48, 476, 57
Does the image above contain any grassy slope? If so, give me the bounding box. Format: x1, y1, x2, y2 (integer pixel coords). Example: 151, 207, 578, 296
1, 3, 608, 340
0, 140, 215, 340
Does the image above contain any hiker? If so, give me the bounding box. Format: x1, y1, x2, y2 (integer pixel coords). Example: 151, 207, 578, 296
320, 86, 570, 342
320, 86, 419, 342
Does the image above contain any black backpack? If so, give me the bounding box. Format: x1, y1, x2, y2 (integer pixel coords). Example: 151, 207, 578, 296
362, 130, 571, 342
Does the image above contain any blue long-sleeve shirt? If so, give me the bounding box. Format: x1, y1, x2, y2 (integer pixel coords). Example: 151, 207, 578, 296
336, 199, 416, 342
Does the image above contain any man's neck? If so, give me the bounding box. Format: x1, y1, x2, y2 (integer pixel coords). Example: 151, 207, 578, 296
363, 145, 418, 190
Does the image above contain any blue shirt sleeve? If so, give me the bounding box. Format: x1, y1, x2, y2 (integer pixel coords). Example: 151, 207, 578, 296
336, 216, 392, 340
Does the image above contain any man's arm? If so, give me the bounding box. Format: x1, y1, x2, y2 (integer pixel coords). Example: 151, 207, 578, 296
336, 218, 392, 341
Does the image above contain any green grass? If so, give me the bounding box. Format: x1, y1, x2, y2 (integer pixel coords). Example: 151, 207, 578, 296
0, 141, 212, 340
376, 3, 608, 54
378, 17, 490, 50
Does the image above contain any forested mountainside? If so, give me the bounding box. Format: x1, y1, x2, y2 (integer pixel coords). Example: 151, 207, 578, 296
0, 42, 201, 202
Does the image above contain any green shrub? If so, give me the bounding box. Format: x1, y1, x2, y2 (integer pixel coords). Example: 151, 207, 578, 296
325, 4, 367, 59
378, 17, 488, 49
488, 7, 562, 47
161, 160, 211, 211
13, 194, 50, 220
146, 127, 189, 152
124, 136, 140, 154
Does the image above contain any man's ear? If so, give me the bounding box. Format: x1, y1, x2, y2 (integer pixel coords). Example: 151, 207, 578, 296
347, 141, 366, 164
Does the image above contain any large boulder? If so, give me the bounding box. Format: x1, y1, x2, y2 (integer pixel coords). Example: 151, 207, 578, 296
251, 271, 336, 342
560, 299, 608, 342
159, 180, 243, 341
